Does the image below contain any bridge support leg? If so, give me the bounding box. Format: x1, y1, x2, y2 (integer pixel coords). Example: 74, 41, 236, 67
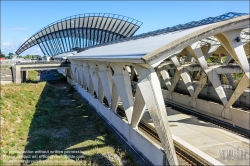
131, 86, 146, 129
111, 64, 134, 123
81, 62, 94, 94
134, 65, 178, 166
192, 72, 207, 107
12, 65, 22, 84
187, 43, 228, 107
225, 74, 236, 90
159, 68, 172, 90
111, 81, 120, 112
222, 74, 250, 118
98, 64, 113, 107
88, 62, 100, 98
171, 56, 194, 97
168, 70, 181, 100
21, 71, 27, 83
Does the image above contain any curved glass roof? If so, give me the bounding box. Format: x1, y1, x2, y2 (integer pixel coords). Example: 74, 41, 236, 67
84, 12, 247, 50
15, 13, 142, 56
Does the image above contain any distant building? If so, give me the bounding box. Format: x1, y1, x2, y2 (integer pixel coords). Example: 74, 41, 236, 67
0, 54, 6, 60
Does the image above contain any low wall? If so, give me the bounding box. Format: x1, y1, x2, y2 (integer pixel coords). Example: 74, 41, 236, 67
162, 89, 250, 130
67, 77, 166, 165
160, 79, 249, 107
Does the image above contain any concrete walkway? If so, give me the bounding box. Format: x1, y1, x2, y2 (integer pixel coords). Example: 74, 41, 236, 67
142, 108, 250, 165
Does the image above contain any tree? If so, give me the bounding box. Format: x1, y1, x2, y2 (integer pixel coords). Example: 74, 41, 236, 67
23, 54, 30, 59
7, 52, 14, 59
0, 49, 6, 59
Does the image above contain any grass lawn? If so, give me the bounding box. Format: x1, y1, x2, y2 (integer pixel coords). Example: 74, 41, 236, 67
0, 77, 138, 165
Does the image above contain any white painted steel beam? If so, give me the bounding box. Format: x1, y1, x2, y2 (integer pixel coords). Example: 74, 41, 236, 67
131, 86, 146, 129
215, 30, 250, 79
110, 63, 134, 123
134, 64, 178, 165
98, 63, 113, 107
222, 74, 250, 119
187, 43, 228, 106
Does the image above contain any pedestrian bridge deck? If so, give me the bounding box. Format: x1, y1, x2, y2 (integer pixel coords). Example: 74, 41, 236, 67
142, 108, 249, 165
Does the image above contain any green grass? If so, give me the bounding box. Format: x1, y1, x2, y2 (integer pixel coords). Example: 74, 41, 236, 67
232, 73, 244, 81
0, 81, 138, 165
27, 70, 39, 82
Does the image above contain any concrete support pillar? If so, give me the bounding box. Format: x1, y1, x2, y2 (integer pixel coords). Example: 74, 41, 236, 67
97, 74, 104, 102
192, 71, 199, 80
134, 65, 178, 166
184, 53, 192, 62
75, 64, 81, 85
168, 70, 181, 99
222, 74, 250, 119
82, 62, 94, 94
75, 64, 82, 86
111, 80, 120, 112
130, 66, 136, 81
205, 68, 228, 106
159, 68, 172, 90
179, 68, 194, 96
98, 64, 113, 107
66, 68, 73, 79
26, 70, 28, 80
225, 54, 233, 64
77, 63, 87, 89
76, 64, 84, 87
186, 44, 208, 69
205, 44, 220, 60
215, 30, 250, 79
131, 86, 146, 129
217, 54, 222, 63
187, 42, 228, 106
70, 62, 77, 82
12, 65, 21, 84
21, 71, 27, 83
126, 66, 131, 74
192, 72, 207, 107
171, 56, 195, 97
169, 69, 175, 77
88, 62, 100, 98
110, 64, 134, 123
225, 74, 236, 90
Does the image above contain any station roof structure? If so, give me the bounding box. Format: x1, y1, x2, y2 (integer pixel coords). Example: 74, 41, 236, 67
16, 12, 249, 66
69, 12, 249, 66
15, 13, 142, 56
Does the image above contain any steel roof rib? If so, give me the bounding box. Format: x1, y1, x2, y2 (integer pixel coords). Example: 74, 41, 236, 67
16, 13, 142, 56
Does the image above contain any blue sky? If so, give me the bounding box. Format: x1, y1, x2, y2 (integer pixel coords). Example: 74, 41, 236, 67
1, 1, 249, 56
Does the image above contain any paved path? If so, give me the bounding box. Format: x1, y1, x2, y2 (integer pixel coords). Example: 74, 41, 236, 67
142, 108, 249, 165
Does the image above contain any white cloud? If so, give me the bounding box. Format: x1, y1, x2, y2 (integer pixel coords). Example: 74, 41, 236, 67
20, 45, 43, 55
12, 27, 29, 31
3, 27, 29, 31
2, 42, 12, 46
1, 41, 43, 55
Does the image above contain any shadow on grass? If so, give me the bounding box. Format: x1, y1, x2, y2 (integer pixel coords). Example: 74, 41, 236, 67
25, 80, 39, 84
22, 82, 128, 165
